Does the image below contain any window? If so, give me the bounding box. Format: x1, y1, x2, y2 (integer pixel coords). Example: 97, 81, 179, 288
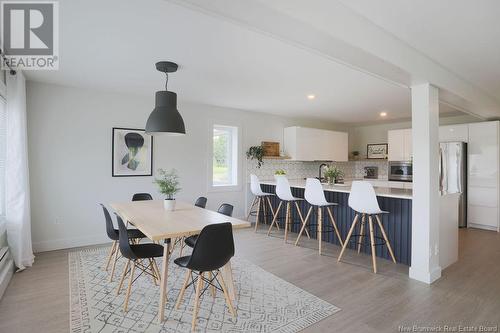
0, 97, 6, 218
211, 125, 239, 187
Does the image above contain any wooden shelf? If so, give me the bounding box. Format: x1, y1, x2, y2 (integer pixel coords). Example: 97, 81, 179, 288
348, 158, 389, 162
263, 156, 290, 160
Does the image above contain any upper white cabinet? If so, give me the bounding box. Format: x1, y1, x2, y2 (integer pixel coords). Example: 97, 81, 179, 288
284, 126, 348, 161
467, 121, 499, 231
439, 124, 468, 142
388, 129, 412, 161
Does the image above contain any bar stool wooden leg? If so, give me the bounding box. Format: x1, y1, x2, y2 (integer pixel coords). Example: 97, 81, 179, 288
318, 206, 323, 255
266, 197, 278, 230
294, 201, 311, 238
254, 197, 262, 232
267, 201, 282, 235
338, 214, 359, 262
368, 215, 378, 273
375, 215, 396, 263
326, 206, 344, 247
295, 206, 312, 246
358, 214, 366, 254
246, 197, 257, 221
284, 202, 290, 243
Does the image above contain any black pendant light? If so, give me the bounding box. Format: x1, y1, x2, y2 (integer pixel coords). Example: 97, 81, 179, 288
145, 61, 186, 135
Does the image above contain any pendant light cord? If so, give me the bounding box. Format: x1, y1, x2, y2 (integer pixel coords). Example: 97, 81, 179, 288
165, 72, 169, 91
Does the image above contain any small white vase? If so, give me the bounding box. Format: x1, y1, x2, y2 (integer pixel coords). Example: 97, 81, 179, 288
164, 199, 176, 211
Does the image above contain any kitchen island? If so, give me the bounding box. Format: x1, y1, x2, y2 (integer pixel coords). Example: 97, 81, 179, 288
259, 179, 413, 265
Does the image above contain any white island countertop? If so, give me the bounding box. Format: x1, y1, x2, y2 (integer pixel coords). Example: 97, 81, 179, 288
259, 179, 413, 199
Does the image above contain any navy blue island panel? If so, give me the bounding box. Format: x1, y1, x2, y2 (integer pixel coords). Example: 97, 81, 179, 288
261, 184, 412, 265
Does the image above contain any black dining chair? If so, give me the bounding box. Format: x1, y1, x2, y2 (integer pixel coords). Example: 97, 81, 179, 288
194, 196, 208, 208
174, 222, 236, 331
115, 214, 165, 311
185, 203, 233, 248
132, 193, 153, 201
100, 204, 145, 282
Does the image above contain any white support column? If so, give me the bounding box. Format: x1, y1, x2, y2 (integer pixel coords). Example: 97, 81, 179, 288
409, 83, 441, 284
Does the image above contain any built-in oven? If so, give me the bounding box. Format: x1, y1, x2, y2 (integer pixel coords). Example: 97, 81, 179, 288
389, 161, 413, 182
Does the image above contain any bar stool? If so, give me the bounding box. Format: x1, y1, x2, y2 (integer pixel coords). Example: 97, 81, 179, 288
295, 178, 344, 255
267, 175, 309, 243
337, 181, 396, 273
248, 174, 276, 232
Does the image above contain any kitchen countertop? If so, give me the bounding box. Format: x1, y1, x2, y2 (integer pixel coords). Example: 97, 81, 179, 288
259, 179, 413, 199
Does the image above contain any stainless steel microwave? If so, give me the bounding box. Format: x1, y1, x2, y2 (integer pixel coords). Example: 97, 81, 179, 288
389, 161, 413, 182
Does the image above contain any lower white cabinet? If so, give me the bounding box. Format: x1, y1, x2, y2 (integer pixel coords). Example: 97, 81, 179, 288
467, 121, 499, 231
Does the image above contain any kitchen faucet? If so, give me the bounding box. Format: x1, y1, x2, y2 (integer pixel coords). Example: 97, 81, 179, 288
318, 163, 328, 182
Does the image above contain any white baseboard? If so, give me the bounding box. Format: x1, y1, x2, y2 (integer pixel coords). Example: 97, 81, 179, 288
33, 234, 110, 253
468, 223, 499, 232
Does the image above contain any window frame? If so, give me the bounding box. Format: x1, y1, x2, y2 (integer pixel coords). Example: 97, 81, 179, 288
207, 120, 242, 193
0, 88, 6, 224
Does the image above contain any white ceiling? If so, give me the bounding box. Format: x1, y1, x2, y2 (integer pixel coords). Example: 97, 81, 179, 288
25, 0, 472, 124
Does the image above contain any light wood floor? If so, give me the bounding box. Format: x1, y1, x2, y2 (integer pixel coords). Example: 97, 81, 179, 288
0, 226, 499, 332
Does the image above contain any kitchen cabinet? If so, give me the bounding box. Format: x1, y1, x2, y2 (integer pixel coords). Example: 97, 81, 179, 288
439, 124, 468, 142
467, 121, 499, 231
284, 126, 348, 161
388, 129, 412, 161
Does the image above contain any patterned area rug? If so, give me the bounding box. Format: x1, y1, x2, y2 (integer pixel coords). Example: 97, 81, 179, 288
69, 247, 340, 332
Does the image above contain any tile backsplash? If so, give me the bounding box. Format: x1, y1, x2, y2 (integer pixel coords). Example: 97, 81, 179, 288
246, 159, 388, 180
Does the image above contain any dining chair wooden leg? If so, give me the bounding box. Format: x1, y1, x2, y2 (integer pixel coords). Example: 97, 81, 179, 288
375, 215, 397, 263
368, 215, 378, 273
338, 214, 359, 262
284, 202, 290, 243
191, 271, 204, 331
266, 197, 278, 231
152, 259, 161, 283
116, 259, 130, 295
208, 271, 216, 297
124, 260, 136, 312
318, 207, 323, 255
267, 201, 282, 236
108, 242, 120, 282
218, 271, 237, 318
357, 214, 366, 253
246, 197, 257, 221
326, 207, 344, 247
104, 241, 116, 271
295, 206, 312, 246
294, 202, 311, 239
149, 259, 159, 286
222, 260, 236, 301
175, 269, 192, 309
254, 197, 262, 232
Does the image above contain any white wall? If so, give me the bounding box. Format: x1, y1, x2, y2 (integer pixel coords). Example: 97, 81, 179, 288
26, 81, 343, 252
348, 114, 482, 156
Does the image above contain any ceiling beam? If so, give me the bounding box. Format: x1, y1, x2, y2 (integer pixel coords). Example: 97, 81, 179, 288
166, 0, 500, 119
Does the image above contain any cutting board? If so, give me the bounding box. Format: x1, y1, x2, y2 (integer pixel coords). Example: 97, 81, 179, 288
261, 141, 280, 157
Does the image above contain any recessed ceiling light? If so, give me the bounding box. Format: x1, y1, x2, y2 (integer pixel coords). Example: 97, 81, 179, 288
380, 111, 387, 117
307, 94, 316, 100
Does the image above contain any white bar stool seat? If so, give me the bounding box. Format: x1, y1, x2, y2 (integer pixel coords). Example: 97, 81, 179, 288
267, 175, 309, 243
295, 178, 344, 254
247, 174, 276, 232
337, 181, 396, 273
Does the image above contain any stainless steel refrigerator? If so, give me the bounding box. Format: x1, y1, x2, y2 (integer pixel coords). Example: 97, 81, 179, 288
439, 142, 467, 227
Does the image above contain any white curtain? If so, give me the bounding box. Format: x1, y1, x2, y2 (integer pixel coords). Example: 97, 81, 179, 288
5, 71, 34, 270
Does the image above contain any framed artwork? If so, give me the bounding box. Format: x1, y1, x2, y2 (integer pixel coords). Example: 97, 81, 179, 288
367, 143, 388, 159
112, 127, 153, 177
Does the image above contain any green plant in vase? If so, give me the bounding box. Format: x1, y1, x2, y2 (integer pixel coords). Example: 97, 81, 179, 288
324, 165, 344, 185
246, 146, 265, 168
154, 168, 181, 211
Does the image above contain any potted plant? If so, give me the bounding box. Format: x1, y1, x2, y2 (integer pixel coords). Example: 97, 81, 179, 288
154, 168, 181, 211
352, 151, 360, 160
275, 169, 286, 176
324, 165, 344, 185
246, 146, 265, 168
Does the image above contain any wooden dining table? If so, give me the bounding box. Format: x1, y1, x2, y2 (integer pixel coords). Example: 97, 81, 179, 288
110, 200, 251, 322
